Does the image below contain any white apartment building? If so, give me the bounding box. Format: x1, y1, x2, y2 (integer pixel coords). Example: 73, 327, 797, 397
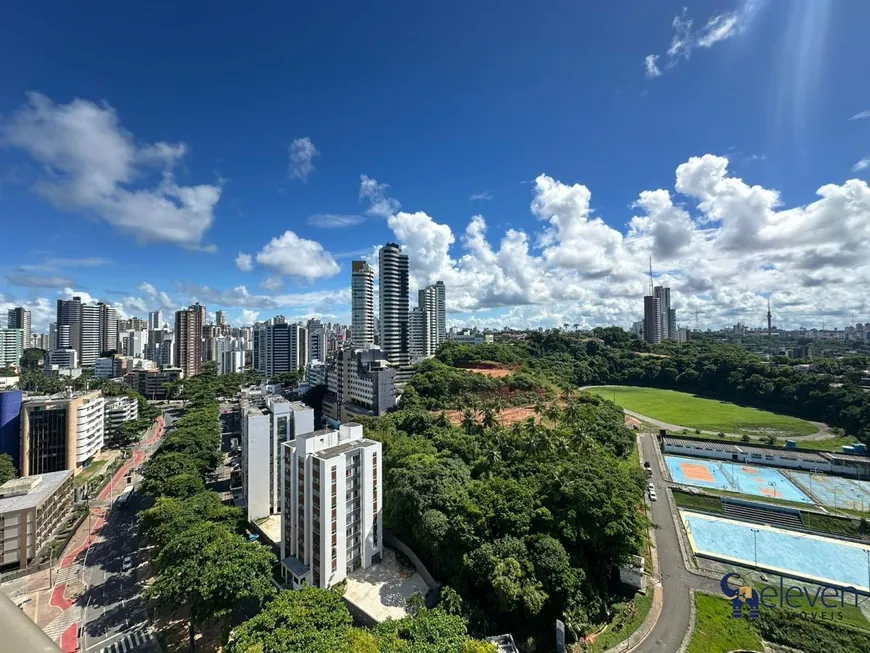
280, 423, 382, 590
46, 348, 78, 369
219, 349, 245, 375
408, 308, 430, 361
418, 281, 446, 355
241, 396, 314, 522
0, 328, 24, 367
104, 396, 139, 434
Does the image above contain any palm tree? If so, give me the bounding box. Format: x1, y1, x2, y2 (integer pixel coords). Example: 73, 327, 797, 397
560, 385, 577, 402
439, 586, 464, 616
544, 404, 562, 424
563, 605, 590, 643
461, 409, 478, 435
481, 406, 500, 430
533, 400, 547, 417
563, 400, 582, 425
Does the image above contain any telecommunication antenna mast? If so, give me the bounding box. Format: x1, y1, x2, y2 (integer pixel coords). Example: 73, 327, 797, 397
648, 257, 654, 296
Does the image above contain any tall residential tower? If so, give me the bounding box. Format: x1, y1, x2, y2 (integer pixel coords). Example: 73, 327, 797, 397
351, 261, 375, 347
378, 243, 409, 366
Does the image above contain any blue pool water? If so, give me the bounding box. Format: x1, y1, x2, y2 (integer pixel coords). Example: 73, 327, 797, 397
683, 512, 870, 592
665, 455, 813, 503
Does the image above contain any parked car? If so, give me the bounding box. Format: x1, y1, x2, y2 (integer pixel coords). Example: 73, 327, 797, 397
648, 490, 657, 501
648, 482, 655, 491
122, 555, 134, 571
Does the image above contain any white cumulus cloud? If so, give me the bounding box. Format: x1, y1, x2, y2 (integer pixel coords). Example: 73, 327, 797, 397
1, 92, 222, 249
254, 231, 341, 281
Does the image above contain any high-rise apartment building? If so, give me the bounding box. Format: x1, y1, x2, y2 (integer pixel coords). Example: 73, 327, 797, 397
378, 243, 409, 366
55, 297, 82, 350
307, 319, 326, 363
0, 329, 24, 367
241, 395, 313, 522
254, 323, 308, 377
20, 390, 105, 475
653, 286, 673, 341
7, 308, 31, 351
643, 295, 662, 345
216, 310, 227, 327
418, 281, 446, 355
351, 261, 375, 347
78, 304, 102, 366
408, 307, 430, 360
174, 303, 205, 377
148, 310, 163, 331
98, 302, 118, 354
279, 422, 382, 589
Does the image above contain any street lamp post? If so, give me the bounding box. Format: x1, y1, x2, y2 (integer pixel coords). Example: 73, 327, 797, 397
768, 481, 777, 499
751, 528, 761, 569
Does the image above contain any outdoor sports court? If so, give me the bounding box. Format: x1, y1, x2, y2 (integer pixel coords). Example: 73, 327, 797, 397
665, 454, 813, 503
789, 471, 870, 512
682, 511, 870, 593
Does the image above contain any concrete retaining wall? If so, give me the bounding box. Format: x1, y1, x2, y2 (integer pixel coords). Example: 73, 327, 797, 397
384, 529, 440, 590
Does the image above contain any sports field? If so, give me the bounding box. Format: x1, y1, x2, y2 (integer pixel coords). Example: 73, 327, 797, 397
586, 386, 817, 437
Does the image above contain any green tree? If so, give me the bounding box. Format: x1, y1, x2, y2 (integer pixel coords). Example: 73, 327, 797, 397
148, 522, 275, 648
227, 588, 353, 653
438, 586, 464, 616
139, 492, 243, 548
140, 452, 203, 498
0, 454, 16, 485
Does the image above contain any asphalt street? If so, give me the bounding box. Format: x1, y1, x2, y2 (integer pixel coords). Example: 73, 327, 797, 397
634, 433, 721, 653
79, 409, 179, 652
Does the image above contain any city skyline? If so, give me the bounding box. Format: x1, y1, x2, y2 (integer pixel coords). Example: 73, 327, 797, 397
1, 3, 870, 334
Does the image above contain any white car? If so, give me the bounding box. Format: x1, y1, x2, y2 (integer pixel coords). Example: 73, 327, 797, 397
122, 555, 134, 571
647, 482, 655, 491
648, 490, 658, 501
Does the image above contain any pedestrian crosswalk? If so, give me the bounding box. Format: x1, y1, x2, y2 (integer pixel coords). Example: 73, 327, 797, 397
98, 626, 156, 652
43, 608, 80, 640
53, 563, 81, 584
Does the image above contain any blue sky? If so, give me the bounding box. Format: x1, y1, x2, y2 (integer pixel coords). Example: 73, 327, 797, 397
1, 1, 869, 332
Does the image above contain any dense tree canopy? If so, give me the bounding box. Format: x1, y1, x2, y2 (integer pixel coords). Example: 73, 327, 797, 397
227, 589, 495, 653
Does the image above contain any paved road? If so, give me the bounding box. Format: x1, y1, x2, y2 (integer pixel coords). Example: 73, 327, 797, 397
79, 411, 176, 652
79, 491, 156, 652
633, 434, 720, 653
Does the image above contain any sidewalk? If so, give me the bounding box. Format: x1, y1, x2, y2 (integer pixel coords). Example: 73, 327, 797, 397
1, 414, 165, 653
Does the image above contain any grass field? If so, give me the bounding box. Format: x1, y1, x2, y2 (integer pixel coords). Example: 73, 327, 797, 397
687, 594, 763, 653
586, 591, 653, 652
587, 386, 817, 437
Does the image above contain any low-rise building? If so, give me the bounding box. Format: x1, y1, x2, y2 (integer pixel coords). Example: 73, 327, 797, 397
46, 348, 78, 369
95, 356, 124, 379
279, 422, 382, 589
0, 470, 74, 570
104, 396, 139, 435
124, 367, 183, 399
448, 330, 493, 345
20, 390, 105, 476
